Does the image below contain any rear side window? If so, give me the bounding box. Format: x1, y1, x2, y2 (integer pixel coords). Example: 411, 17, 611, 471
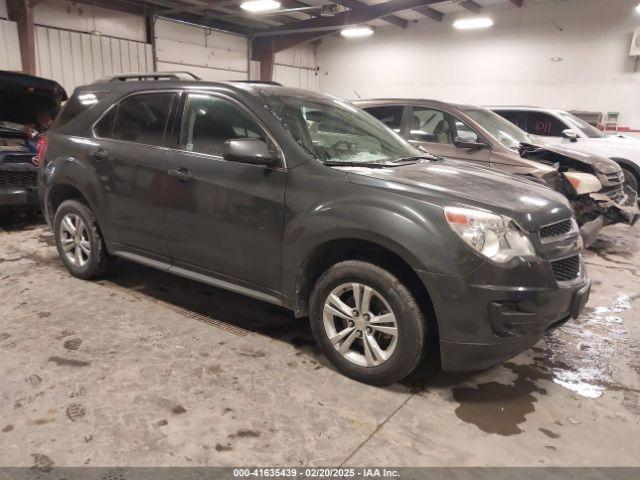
494, 110, 526, 130
526, 112, 566, 137
94, 92, 176, 146
55, 92, 107, 129
363, 106, 404, 132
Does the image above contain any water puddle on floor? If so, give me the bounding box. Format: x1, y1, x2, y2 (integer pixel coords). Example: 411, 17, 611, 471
449, 291, 638, 435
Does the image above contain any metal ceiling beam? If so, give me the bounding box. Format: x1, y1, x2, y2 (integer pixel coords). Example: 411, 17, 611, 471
413, 5, 442, 21
251, 0, 444, 62
335, 0, 408, 29
458, 0, 481, 13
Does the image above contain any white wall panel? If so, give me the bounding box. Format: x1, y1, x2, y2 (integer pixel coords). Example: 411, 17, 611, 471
318, 0, 640, 127
250, 45, 319, 90
33, 0, 145, 42
35, 25, 152, 94
0, 19, 22, 71
155, 18, 248, 80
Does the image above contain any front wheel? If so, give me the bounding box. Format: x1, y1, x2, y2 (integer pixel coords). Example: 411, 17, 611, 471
621, 166, 639, 195
309, 260, 431, 386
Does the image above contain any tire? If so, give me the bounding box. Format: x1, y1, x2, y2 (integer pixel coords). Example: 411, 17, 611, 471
621, 166, 639, 195
53, 199, 112, 279
309, 260, 430, 386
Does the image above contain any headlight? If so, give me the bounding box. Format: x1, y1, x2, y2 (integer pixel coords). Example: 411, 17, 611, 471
564, 171, 602, 194
444, 206, 536, 263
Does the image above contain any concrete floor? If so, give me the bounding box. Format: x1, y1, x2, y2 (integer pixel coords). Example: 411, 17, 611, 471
0, 214, 639, 468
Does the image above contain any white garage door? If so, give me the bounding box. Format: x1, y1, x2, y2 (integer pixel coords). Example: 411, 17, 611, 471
0, 18, 22, 71
154, 17, 248, 82
35, 25, 153, 94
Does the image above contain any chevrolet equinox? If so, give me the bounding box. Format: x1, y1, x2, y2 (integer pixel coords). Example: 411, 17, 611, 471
39, 77, 591, 385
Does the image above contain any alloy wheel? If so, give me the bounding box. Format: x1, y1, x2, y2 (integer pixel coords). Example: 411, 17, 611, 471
322, 282, 398, 367
59, 213, 91, 267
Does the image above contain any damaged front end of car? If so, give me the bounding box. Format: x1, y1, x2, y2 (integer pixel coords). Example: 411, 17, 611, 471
520, 143, 640, 247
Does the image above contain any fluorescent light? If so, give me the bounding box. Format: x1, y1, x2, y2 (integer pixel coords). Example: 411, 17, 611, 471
340, 26, 374, 38
240, 0, 280, 12
636, 3, 640, 13
453, 17, 494, 30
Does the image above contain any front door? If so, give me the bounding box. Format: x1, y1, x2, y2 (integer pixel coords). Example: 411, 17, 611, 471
406, 106, 491, 165
163, 92, 286, 291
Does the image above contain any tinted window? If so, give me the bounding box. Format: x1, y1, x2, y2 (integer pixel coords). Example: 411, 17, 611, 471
55, 92, 107, 128
494, 110, 526, 130
526, 112, 566, 137
409, 107, 453, 144
95, 92, 175, 146
179, 94, 266, 157
363, 106, 404, 132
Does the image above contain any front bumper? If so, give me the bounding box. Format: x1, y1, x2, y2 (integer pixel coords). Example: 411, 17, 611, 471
418, 254, 590, 371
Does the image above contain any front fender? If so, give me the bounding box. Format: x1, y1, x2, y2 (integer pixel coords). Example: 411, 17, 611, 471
281, 190, 483, 301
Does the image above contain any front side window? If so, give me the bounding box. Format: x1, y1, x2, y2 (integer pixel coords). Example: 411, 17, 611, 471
494, 110, 527, 130
558, 112, 606, 139
253, 89, 419, 165
464, 108, 531, 150
94, 92, 176, 146
409, 108, 453, 145
526, 112, 567, 137
363, 106, 404, 132
179, 94, 267, 157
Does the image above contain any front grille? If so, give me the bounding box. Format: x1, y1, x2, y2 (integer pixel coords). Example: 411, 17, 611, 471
0, 170, 38, 188
551, 255, 581, 282
597, 171, 624, 187
540, 219, 574, 239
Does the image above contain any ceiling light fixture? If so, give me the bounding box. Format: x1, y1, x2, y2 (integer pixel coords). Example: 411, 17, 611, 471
453, 17, 494, 30
550, 56, 563, 62
340, 25, 374, 38
240, 0, 281, 12
636, 3, 640, 13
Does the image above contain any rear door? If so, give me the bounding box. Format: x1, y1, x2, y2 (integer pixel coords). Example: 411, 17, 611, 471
163, 91, 286, 291
523, 111, 568, 144
405, 106, 491, 165
92, 91, 178, 259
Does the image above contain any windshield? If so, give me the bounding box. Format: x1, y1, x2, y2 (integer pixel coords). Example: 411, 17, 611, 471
558, 112, 606, 139
253, 89, 421, 164
464, 108, 531, 149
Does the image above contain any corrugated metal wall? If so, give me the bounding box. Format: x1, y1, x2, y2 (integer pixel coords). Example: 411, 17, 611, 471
250, 44, 319, 90
0, 19, 22, 71
35, 25, 153, 93
155, 18, 248, 81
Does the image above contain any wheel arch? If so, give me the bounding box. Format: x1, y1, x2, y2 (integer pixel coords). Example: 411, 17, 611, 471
291, 237, 439, 344
611, 157, 640, 182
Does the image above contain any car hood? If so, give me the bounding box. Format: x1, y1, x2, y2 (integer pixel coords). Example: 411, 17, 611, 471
522, 142, 621, 175
581, 135, 640, 161
341, 159, 572, 232
0, 70, 67, 125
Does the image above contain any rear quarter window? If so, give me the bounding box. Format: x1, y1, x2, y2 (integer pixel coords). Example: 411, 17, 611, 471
54, 92, 108, 129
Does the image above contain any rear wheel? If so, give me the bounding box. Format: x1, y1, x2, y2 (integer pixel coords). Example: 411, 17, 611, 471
53, 199, 112, 279
309, 260, 430, 386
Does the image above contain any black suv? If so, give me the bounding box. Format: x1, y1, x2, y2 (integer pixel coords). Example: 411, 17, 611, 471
40, 77, 590, 385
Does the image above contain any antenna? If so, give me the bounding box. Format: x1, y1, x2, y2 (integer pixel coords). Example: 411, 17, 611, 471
353, 90, 362, 99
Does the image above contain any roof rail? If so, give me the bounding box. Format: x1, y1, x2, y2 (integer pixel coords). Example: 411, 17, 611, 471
98, 71, 201, 83
232, 80, 283, 86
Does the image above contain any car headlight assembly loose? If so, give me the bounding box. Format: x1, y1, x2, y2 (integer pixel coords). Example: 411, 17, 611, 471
444, 206, 535, 263
564, 171, 602, 195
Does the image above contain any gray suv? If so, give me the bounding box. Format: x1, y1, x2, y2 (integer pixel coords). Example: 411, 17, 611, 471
39, 78, 590, 385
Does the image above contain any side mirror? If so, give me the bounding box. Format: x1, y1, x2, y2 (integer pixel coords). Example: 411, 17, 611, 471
223, 138, 281, 167
454, 136, 488, 150
562, 129, 579, 142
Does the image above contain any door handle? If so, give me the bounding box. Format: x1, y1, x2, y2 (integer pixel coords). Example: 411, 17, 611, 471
168, 167, 194, 182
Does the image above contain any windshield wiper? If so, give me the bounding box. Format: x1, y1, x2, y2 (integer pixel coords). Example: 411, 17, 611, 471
390, 154, 441, 163
323, 160, 401, 168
